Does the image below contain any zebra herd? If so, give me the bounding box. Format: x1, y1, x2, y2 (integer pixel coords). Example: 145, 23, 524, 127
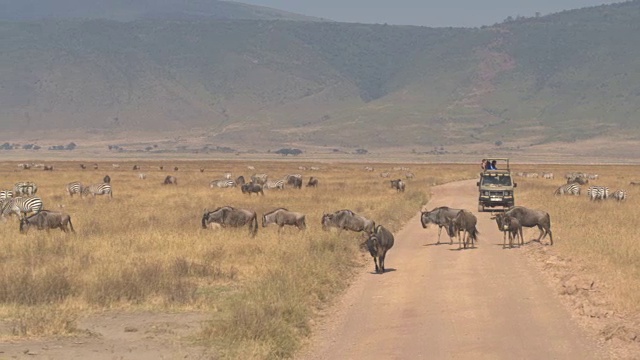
554, 183, 627, 202
209, 173, 313, 191
0, 182, 43, 220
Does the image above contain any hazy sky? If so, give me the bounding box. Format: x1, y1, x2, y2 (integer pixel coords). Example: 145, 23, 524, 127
231, 0, 625, 27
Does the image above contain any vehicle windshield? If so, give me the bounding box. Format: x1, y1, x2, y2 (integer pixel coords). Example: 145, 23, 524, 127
481, 175, 512, 186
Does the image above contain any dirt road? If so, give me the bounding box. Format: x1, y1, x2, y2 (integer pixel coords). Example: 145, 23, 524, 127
299, 179, 607, 360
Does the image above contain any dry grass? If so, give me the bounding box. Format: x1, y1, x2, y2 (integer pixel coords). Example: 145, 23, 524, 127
514, 164, 640, 313
0, 160, 475, 358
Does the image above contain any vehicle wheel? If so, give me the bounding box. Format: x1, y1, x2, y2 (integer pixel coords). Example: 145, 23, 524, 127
478, 204, 484, 212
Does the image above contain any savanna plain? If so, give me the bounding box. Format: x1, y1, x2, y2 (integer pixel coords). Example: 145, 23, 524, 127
0, 160, 639, 359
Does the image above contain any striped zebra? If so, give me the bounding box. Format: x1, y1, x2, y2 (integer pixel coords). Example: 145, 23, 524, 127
0, 197, 43, 219
251, 173, 268, 185
405, 172, 415, 180
553, 183, 581, 196
542, 172, 554, 180
224, 173, 232, 180
14, 182, 38, 196
0, 190, 13, 200
380, 172, 390, 178
587, 186, 609, 201
66, 181, 84, 197
138, 173, 147, 180
264, 180, 285, 190
210, 179, 237, 188
611, 189, 627, 201
310, 166, 320, 171
82, 183, 113, 198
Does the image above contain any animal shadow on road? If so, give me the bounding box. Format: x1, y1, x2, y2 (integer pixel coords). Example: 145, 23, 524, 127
369, 268, 396, 275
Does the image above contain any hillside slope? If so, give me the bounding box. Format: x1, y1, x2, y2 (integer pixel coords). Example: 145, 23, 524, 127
1, 1, 640, 151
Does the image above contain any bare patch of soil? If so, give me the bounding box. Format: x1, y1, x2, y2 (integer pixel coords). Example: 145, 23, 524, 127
523, 243, 640, 359
0, 311, 214, 359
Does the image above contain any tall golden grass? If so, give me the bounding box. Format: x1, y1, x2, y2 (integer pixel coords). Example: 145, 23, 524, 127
514, 165, 640, 313
0, 160, 475, 358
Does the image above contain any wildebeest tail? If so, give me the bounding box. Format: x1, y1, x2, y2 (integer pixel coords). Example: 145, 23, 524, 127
201, 213, 209, 229
250, 214, 258, 237
469, 226, 479, 242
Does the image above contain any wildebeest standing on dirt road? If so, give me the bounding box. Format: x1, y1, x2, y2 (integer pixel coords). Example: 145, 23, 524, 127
366, 225, 395, 274
201, 206, 258, 237
420, 206, 462, 244
20, 210, 75, 234
321, 209, 375, 234
448, 210, 479, 249
262, 208, 306, 232
491, 212, 523, 248
504, 206, 553, 245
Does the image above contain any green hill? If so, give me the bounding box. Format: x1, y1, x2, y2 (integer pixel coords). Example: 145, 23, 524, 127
1, 1, 640, 152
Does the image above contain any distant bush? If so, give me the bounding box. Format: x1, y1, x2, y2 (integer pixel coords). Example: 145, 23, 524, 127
275, 148, 303, 156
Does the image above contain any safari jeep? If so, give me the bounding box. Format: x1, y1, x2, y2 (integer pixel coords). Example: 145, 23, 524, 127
477, 158, 516, 212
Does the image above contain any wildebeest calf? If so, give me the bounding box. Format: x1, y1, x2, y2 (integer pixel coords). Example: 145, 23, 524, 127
492, 213, 523, 248
20, 210, 75, 234
366, 225, 395, 273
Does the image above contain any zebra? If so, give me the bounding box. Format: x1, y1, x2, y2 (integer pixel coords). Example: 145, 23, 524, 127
364, 166, 374, 172
0, 197, 43, 219
210, 179, 237, 188
380, 172, 390, 178
587, 186, 609, 201
542, 172, 554, 179
553, 183, 581, 196
0, 190, 13, 200
66, 181, 83, 197
82, 183, 113, 198
224, 173, 232, 180
611, 189, 627, 201
264, 180, 285, 190
251, 173, 268, 185
310, 166, 320, 171
405, 172, 415, 180
14, 182, 37, 196
138, 173, 147, 180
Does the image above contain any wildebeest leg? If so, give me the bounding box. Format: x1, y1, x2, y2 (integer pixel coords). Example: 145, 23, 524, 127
503, 231, 507, 249
373, 257, 380, 273
379, 252, 386, 273
518, 228, 524, 246
436, 226, 442, 244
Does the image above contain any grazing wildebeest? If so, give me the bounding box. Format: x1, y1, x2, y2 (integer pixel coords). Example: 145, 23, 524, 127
80, 164, 86, 169
133, 165, 140, 170
321, 209, 375, 234
43, 165, 54, 171
20, 210, 75, 234
200, 168, 205, 173
159, 166, 164, 170
504, 206, 553, 245
306, 177, 319, 187
420, 206, 462, 244
163, 175, 177, 185
390, 179, 405, 192
285, 175, 303, 189
241, 183, 264, 196
262, 208, 306, 232
448, 210, 479, 249
93, 163, 99, 170
201, 206, 258, 237
366, 225, 395, 274
491, 212, 523, 248
103, 175, 111, 184
236, 176, 246, 185
174, 167, 179, 171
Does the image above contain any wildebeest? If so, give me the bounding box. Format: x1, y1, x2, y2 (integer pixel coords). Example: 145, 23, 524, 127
306, 177, 319, 187
285, 175, 303, 189
390, 179, 405, 192
491, 212, 523, 248
174, 167, 179, 171
20, 210, 75, 234
133, 165, 140, 170
80, 164, 86, 169
420, 206, 462, 244
321, 209, 375, 234
262, 208, 306, 231
200, 168, 205, 173
103, 175, 111, 184
241, 183, 264, 196
504, 206, 553, 245
43, 165, 54, 171
236, 176, 246, 185
163, 175, 177, 185
448, 210, 479, 249
366, 225, 395, 274
201, 206, 258, 237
